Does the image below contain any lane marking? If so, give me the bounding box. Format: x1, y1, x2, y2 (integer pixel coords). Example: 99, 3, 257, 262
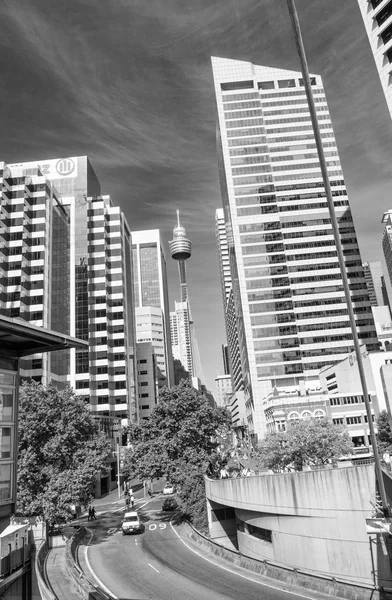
148, 563, 160, 573
169, 520, 322, 600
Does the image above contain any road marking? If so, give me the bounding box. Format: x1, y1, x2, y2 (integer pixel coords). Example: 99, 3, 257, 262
149, 524, 157, 531
169, 519, 321, 600
85, 536, 119, 600
148, 563, 160, 573
107, 527, 117, 534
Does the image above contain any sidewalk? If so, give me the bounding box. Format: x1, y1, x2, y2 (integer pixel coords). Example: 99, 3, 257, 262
43, 488, 124, 599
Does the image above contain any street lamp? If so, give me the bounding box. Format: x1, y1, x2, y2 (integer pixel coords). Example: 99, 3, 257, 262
286, 0, 391, 518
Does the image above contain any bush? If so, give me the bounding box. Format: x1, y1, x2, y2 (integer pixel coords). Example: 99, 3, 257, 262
162, 497, 178, 511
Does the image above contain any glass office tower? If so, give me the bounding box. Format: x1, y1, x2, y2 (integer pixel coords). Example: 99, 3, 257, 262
132, 229, 174, 392
212, 57, 377, 441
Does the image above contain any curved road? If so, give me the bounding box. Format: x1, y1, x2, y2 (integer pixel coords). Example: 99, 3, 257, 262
81, 492, 317, 600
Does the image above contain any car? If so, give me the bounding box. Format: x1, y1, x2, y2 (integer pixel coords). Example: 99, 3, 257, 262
121, 511, 143, 535
162, 497, 178, 511
163, 483, 175, 495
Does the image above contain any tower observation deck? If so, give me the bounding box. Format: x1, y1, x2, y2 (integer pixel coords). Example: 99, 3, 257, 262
169, 210, 192, 303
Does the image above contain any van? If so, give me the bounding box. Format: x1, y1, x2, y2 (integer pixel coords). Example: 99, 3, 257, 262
121, 511, 143, 535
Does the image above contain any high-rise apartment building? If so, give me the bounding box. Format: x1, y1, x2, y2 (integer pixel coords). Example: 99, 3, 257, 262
132, 229, 173, 391
170, 301, 192, 375
357, 0, 392, 119
0, 162, 70, 386
212, 56, 377, 441
1, 157, 137, 424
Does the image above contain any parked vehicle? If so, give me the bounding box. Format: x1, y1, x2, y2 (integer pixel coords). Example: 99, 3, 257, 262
121, 511, 143, 535
163, 483, 175, 495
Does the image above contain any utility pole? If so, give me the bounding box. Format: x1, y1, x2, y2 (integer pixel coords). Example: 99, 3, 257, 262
286, 0, 391, 518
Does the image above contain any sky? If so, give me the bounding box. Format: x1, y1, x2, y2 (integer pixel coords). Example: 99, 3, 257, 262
1, 0, 392, 393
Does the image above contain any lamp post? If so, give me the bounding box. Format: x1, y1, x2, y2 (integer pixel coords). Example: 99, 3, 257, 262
286, 0, 390, 518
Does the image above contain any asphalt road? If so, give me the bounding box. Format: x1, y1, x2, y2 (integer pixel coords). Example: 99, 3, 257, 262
82, 488, 318, 600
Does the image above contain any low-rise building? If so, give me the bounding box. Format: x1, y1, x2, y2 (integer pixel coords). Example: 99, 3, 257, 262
262, 384, 327, 433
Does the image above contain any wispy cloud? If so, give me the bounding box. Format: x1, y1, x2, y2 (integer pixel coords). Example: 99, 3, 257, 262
1, 0, 392, 388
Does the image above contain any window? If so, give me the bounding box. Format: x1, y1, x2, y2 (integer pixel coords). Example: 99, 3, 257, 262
248, 524, 272, 543
139, 359, 147, 364
221, 80, 254, 91
0, 428, 11, 459
115, 381, 126, 389
141, 405, 150, 410
0, 465, 11, 501
76, 381, 89, 389
139, 370, 148, 375
333, 418, 344, 425
346, 416, 362, 425
299, 77, 316, 86
140, 382, 148, 387
258, 81, 274, 90
278, 79, 295, 88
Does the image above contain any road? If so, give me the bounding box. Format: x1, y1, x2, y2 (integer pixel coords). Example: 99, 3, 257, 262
81, 487, 318, 600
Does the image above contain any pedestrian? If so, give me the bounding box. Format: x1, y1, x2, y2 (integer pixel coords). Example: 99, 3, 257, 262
87, 506, 92, 521
148, 489, 152, 498
130, 494, 135, 508
125, 496, 130, 508
91, 506, 97, 520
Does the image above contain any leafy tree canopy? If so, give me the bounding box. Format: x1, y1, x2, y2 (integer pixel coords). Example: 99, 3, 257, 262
376, 410, 392, 455
17, 382, 112, 524
122, 381, 231, 526
257, 418, 353, 472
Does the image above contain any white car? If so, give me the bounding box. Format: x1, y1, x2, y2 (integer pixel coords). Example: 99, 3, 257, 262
121, 511, 143, 535
163, 483, 175, 495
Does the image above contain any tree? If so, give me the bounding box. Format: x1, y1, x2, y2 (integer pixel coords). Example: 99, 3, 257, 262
376, 410, 392, 454
17, 382, 112, 525
257, 418, 353, 472
122, 381, 231, 527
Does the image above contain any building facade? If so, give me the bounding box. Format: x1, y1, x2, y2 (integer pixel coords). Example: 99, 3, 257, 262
132, 230, 173, 391
212, 57, 377, 442
357, 0, 392, 120
214, 374, 233, 408
362, 261, 389, 307
0, 161, 70, 386
318, 347, 392, 453
1, 157, 138, 424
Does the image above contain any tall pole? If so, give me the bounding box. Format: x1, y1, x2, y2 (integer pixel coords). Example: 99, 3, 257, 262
286, 0, 390, 517
116, 443, 121, 499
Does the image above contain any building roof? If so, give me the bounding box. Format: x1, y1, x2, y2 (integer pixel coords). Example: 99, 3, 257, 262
0, 315, 88, 358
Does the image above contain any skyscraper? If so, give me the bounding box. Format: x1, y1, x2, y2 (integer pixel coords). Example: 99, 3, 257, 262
212, 56, 377, 441
169, 212, 205, 387
0, 161, 70, 386
357, 0, 392, 119
362, 261, 389, 307
132, 229, 174, 392
1, 157, 138, 424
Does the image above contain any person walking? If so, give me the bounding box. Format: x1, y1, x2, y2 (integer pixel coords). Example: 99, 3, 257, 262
87, 506, 92, 521
91, 506, 97, 520
130, 494, 135, 508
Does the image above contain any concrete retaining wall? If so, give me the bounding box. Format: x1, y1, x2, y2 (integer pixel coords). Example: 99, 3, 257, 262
35, 541, 56, 600
183, 521, 392, 600
205, 464, 392, 587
